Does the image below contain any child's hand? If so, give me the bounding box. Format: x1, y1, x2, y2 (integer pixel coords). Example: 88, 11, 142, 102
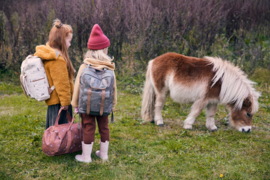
61, 106, 69, 110
75, 107, 79, 113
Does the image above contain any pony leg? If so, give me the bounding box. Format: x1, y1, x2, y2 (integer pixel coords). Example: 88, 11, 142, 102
183, 99, 207, 129
205, 103, 218, 131
154, 92, 166, 126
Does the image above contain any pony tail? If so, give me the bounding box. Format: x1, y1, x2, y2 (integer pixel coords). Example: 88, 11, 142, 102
53, 18, 62, 29
141, 60, 155, 122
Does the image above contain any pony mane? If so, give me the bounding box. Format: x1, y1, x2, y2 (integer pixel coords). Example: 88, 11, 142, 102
204, 56, 260, 113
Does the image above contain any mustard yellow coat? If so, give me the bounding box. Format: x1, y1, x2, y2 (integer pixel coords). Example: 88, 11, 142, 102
34, 43, 74, 106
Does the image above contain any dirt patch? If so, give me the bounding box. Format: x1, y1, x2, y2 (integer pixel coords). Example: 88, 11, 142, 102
0, 94, 18, 98
0, 107, 15, 116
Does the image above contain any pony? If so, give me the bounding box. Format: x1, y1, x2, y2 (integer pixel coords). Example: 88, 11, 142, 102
141, 52, 260, 132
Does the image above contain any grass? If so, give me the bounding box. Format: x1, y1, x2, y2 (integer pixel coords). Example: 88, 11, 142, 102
0, 78, 270, 179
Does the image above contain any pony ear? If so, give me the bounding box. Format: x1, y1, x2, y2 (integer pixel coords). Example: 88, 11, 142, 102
243, 98, 251, 107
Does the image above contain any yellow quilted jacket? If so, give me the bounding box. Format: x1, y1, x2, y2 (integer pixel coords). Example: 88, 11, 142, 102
34, 43, 74, 106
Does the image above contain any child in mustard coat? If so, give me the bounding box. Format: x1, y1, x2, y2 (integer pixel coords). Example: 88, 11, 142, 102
34, 19, 75, 129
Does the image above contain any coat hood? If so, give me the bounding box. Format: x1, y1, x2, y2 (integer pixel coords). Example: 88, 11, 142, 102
34, 43, 61, 60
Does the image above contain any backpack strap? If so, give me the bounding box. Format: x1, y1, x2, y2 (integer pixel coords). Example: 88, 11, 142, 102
48, 85, 55, 94
20, 74, 29, 97
55, 50, 60, 58
100, 89, 106, 115
86, 88, 92, 114
84, 63, 107, 72
111, 112, 114, 123
84, 63, 95, 72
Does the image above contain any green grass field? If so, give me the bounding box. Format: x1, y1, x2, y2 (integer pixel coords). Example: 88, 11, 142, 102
0, 81, 269, 179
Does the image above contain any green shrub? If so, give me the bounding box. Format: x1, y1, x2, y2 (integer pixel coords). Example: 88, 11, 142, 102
250, 68, 270, 85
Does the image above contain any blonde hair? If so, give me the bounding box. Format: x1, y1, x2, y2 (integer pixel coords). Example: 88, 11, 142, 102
205, 56, 260, 113
48, 19, 75, 80
84, 47, 113, 61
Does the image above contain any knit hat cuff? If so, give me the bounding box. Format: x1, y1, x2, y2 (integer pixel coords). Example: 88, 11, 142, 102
87, 39, 110, 50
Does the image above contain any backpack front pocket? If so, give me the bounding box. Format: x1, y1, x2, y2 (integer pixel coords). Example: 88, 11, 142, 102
80, 87, 110, 115
83, 73, 112, 89
30, 76, 50, 100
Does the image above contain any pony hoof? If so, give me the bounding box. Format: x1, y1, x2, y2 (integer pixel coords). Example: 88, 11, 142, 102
155, 119, 163, 127
207, 125, 217, 131
150, 120, 155, 123
158, 124, 164, 127
183, 124, 192, 130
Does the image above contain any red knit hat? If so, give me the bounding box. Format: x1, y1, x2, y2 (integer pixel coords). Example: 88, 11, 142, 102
87, 24, 110, 50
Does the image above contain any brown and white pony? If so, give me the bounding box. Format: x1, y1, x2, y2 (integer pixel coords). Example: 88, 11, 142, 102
141, 52, 260, 132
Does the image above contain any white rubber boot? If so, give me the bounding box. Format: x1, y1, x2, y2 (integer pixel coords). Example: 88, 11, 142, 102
75, 142, 93, 163
96, 141, 109, 161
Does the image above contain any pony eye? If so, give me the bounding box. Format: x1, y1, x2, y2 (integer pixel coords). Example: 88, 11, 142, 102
246, 113, 251, 117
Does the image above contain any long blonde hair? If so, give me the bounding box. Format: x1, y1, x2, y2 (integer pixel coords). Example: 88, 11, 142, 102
84, 48, 113, 62
48, 19, 75, 80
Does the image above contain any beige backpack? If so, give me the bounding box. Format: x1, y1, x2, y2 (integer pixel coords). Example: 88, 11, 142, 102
20, 55, 55, 101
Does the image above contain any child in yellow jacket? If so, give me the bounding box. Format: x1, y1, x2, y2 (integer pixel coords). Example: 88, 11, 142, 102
34, 19, 75, 129
71, 24, 117, 163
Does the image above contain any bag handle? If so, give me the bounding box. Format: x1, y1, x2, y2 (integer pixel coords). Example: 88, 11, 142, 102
54, 107, 72, 126
66, 112, 79, 130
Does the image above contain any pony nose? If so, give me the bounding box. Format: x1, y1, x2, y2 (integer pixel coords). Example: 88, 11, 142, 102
242, 128, 251, 133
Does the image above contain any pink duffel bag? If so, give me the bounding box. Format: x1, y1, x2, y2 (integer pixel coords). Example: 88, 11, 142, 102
42, 108, 83, 156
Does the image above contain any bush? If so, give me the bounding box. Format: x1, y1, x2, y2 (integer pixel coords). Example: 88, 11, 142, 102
0, 0, 269, 77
